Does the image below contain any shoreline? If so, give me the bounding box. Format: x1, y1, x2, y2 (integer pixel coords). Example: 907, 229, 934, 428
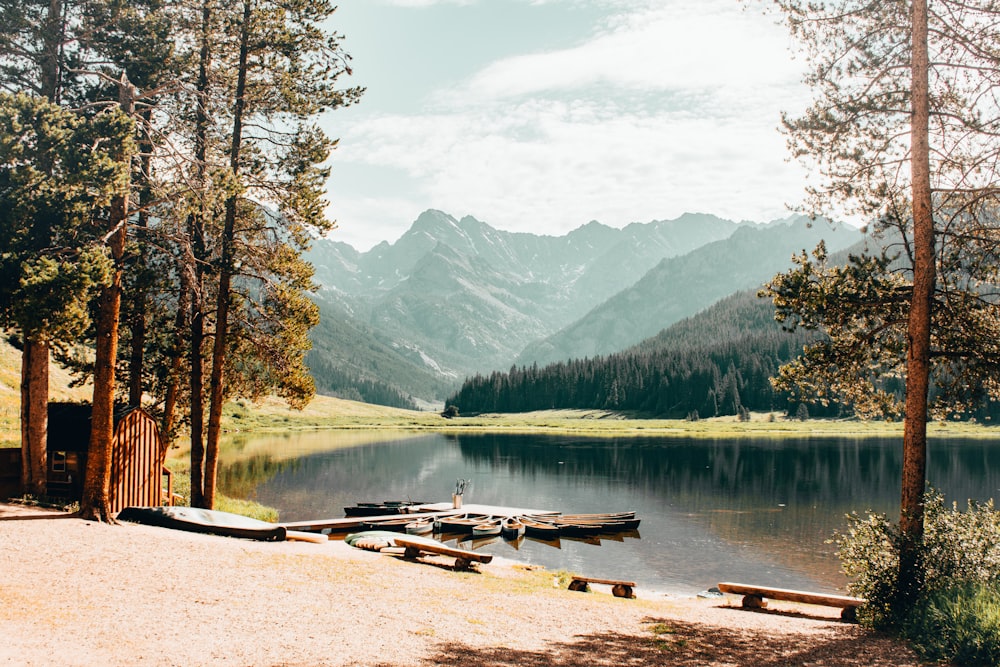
0, 502, 920, 666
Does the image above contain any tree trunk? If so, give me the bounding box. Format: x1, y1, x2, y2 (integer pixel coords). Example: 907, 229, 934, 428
204, 0, 251, 510
18, 0, 63, 499
80, 75, 135, 523
19, 339, 48, 496
898, 0, 933, 605
160, 250, 192, 454
127, 110, 154, 408
187, 0, 214, 509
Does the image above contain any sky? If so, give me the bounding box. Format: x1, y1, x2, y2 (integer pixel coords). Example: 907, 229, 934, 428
320, 0, 813, 251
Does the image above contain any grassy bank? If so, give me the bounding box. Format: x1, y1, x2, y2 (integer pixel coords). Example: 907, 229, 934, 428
223, 394, 1000, 440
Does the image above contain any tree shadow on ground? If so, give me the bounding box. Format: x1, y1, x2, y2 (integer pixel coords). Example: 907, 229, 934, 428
413, 614, 918, 667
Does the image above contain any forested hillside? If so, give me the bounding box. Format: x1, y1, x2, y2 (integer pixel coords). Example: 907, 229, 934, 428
447, 290, 837, 418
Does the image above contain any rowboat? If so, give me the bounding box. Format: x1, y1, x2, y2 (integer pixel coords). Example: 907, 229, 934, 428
501, 516, 525, 540
553, 512, 635, 522
359, 517, 413, 532
551, 517, 641, 531
343, 500, 425, 517
436, 513, 490, 533
405, 518, 434, 535
520, 515, 560, 539
118, 506, 287, 542
471, 517, 501, 537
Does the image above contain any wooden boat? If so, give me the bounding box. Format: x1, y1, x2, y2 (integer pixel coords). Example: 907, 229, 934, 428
556, 518, 641, 531
436, 513, 490, 533
550, 521, 605, 537
520, 515, 560, 539
343, 500, 425, 517
471, 517, 501, 537
501, 516, 525, 540
405, 518, 434, 535
549, 515, 641, 531
359, 517, 412, 532
118, 506, 287, 542
559, 511, 636, 521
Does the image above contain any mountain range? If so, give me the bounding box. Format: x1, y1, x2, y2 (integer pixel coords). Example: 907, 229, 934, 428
304, 210, 863, 404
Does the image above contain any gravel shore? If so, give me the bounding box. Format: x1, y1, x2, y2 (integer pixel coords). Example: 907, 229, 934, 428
0, 503, 919, 666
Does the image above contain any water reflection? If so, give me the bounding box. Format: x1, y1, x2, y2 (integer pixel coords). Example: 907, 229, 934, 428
219, 431, 1000, 595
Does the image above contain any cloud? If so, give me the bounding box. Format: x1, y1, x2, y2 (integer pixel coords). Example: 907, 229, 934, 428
325, 1, 812, 250
378, 0, 475, 6
459, 6, 798, 101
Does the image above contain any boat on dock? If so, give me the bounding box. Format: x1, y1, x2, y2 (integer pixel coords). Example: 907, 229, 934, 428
501, 516, 525, 540
359, 517, 413, 532
520, 515, 561, 539
343, 501, 425, 517
436, 513, 490, 533
405, 518, 434, 535
471, 517, 502, 537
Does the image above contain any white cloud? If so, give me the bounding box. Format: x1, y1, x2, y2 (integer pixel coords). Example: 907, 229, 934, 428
379, 0, 475, 6
460, 6, 798, 101
325, 1, 813, 250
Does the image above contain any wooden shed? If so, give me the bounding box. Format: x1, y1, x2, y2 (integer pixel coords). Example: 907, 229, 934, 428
47, 403, 170, 513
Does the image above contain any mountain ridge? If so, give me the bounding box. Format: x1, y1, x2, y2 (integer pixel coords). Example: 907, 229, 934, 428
304, 210, 860, 404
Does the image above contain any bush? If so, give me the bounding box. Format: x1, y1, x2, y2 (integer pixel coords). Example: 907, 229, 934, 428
835, 490, 1000, 630
904, 583, 1000, 666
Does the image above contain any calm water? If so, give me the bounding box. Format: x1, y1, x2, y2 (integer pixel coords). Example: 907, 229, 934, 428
218, 431, 1000, 596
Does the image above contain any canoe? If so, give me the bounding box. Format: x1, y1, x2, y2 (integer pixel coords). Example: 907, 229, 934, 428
520, 515, 560, 539
558, 512, 636, 521
436, 513, 490, 533
501, 516, 525, 540
471, 518, 501, 537
405, 518, 434, 535
343, 500, 425, 517
359, 517, 412, 532
551, 517, 641, 531
117, 506, 287, 542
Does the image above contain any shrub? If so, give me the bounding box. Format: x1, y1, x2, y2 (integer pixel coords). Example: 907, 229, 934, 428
904, 583, 1000, 666
835, 490, 1000, 630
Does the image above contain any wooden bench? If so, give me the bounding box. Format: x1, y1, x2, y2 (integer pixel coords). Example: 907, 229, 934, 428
568, 576, 636, 599
717, 582, 865, 622
394, 536, 493, 571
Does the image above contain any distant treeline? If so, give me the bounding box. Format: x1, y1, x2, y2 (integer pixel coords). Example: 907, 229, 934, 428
448, 291, 838, 419
308, 354, 418, 410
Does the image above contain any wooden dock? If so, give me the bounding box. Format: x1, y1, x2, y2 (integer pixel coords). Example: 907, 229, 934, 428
280, 503, 559, 535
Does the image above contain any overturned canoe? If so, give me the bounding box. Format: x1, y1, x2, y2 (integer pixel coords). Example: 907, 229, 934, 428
117, 506, 287, 542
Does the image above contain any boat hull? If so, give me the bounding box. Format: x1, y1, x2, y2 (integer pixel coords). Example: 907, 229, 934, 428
118, 506, 287, 542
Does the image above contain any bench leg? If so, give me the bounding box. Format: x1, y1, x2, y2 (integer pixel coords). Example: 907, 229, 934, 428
454, 557, 471, 571
841, 606, 858, 623
741, 594, 767, 609
568, 579, 590, 593
403, 546, 420, 560
611, 584, 635, 599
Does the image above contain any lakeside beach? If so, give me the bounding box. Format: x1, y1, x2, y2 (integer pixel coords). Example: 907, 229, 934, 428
0, 502, 919, 666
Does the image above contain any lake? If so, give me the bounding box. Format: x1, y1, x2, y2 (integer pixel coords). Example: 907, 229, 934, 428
218, 431, 1000, 596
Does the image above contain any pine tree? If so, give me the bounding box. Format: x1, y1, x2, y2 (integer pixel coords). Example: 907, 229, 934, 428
768, 0, 1000, 608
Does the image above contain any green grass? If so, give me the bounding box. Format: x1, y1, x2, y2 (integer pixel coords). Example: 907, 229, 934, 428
905, 584, 1000, 666
212, 396, 1000, 440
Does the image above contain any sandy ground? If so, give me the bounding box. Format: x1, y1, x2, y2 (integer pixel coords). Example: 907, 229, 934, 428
0, 503, 922, 667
